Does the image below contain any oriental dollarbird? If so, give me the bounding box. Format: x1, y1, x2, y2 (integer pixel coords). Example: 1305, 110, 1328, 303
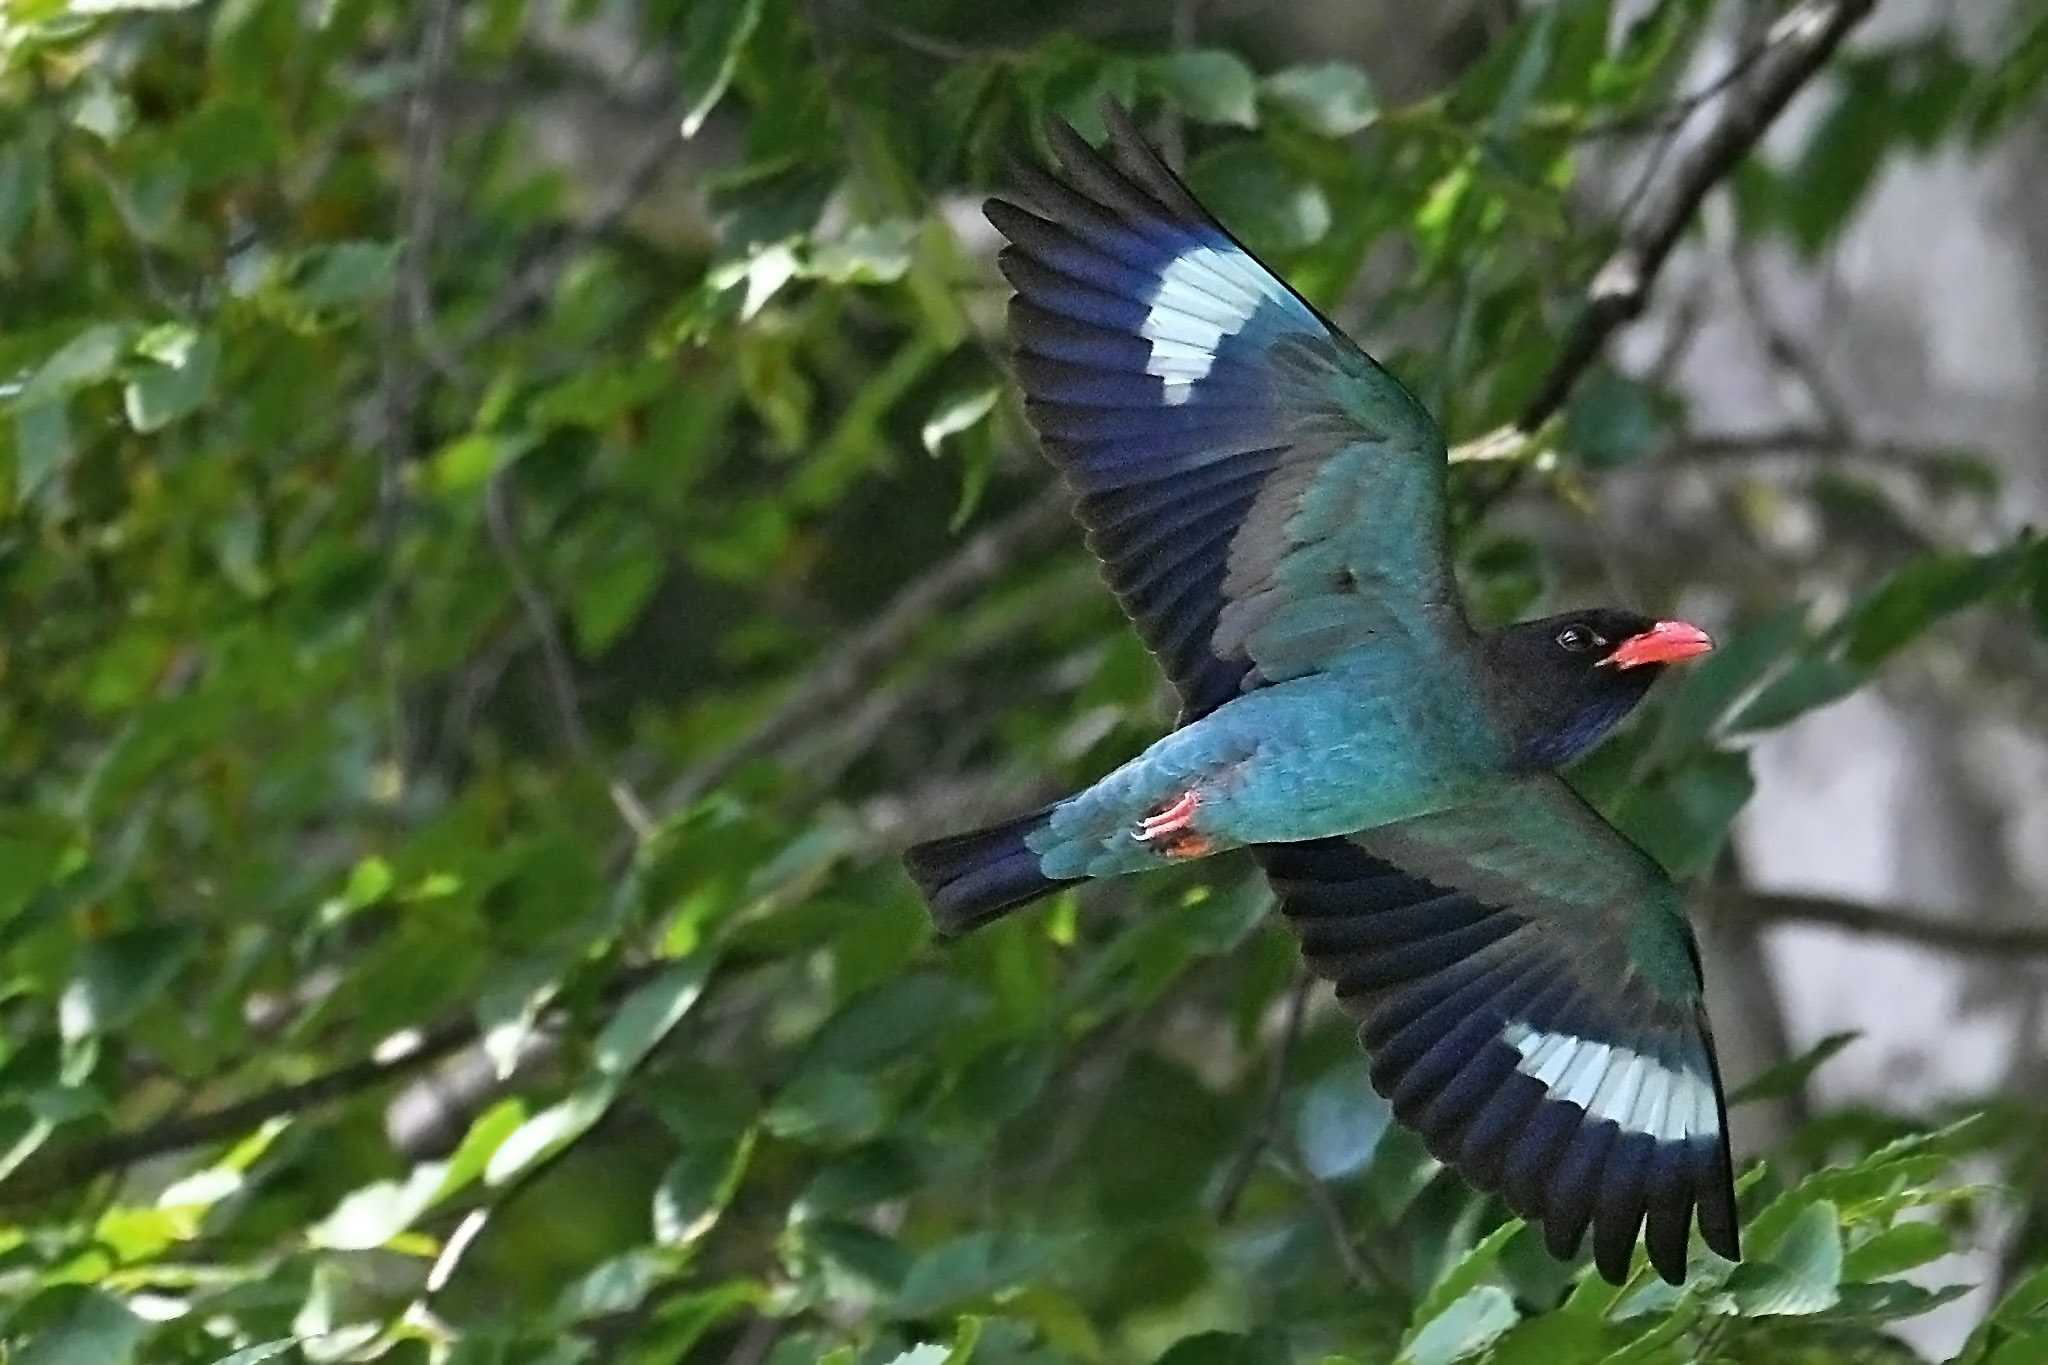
902, 105, 1739, 1287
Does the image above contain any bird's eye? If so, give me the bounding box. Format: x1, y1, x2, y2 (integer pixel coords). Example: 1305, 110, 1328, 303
1556, 625, 1597, 653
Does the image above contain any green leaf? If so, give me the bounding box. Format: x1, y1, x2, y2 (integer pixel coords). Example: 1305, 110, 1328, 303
1395, 1284, 1519, 1365
1843, 1219, 1951, 1280
308, 1160, 449, 1250
808, 220, 918, 284
15, 1287, 146, 1365
1485, 1314, 1605, 1365
921, 387, 999, 458
1604, 748, 1753, 878
59, 924, 197, 1039
1783, 71, 1891, 254
1957, 1262, 2048, 1363
0, 141, 37, 248
15, 400, 75, 501
1295, 1065, 1391, 1180
207, 1343, 300, 1365
293, 240, 398, 307
1148, 51, 1259, 128
430, 431, 535, 495
435, 1098, 528, 1199
1262, 63, 1378, 136
763, 1068, 887, 1147
1186, 142, 1330, 254
1565, 370, 1664, 469
549, 1248, 675, 1326
484, 1085, 613, 1185
595, 956, 715, 1077
1406, 1220, 1523, 1343
653, 1126, 757, 1247
882, 1349, 948, 1365
680, 0, 764, 137
1651, 605, 1810, 760
1152, 1332, 1289, 1364
1732, 1031, 1860, 1107
1726, 656, 1865, 732
1840, 545, 2030, 667
573, 531, 664, 653
893, 1231, 1061, 1317
1727, 1200, 1843, 1316
23, 322, 136, 404
123, 330, 218, 432
801, 973, 986, 1073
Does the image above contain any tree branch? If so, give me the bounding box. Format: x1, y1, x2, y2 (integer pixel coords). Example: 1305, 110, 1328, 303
1719, 889, 2048, 959
1663, 427, 1981, 475
6, 1015, 478, 1204
1516, 0, 1875, 433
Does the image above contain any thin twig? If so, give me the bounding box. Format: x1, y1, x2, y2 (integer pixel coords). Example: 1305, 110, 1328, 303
483, 473, 655, 840
458, 120, 682, 351
373, 0, 462, 783
1215, 970, 1313, 1221
1156, 0, 1201, 172
1726, 232, 1855, 437
1577, 21, 1785, 140
657, 485, 1072, 814
835, 0, 1027, 64
1278, 1134, 1405, 1296
1517, 0, 1876, 433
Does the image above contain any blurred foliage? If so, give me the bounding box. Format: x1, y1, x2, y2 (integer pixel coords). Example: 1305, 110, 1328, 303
2, 0, 2048, 1362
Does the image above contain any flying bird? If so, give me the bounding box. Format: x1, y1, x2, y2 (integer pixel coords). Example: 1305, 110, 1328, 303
902, 105, 1738, 1287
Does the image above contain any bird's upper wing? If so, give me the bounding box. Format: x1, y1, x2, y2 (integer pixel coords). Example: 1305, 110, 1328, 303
1257, 774, 1739, 1286
986, 106, 1464, 723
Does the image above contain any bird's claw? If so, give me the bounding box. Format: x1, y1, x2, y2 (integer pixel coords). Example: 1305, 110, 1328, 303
1132, 790, 1209, 858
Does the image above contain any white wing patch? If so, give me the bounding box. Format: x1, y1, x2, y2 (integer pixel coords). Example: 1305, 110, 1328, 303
1501, 1022, 1718, 1143
1141, 244, 1266, 405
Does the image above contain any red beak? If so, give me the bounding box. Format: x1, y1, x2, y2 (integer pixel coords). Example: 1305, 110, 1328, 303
1602, 619, 1715, 670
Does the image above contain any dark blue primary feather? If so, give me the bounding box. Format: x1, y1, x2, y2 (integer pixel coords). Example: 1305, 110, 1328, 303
984, 104, 1460, 723
1258, 777, 1741, 1287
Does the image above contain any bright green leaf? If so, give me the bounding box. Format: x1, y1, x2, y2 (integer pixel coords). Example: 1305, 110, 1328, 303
922, 387, 1000, 459
1396, 1284, 1519, 1365
123, 330, 218, 432
653, 1126, 757, 1247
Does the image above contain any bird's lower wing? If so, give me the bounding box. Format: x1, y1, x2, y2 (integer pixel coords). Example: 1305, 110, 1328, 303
1256, 774, 1739, 1285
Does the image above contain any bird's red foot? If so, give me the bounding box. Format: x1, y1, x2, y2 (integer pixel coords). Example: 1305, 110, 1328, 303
1133, 791, 1208, 858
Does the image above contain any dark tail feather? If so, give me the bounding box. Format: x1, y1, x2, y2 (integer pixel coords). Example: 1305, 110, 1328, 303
903, 805, 1072, 936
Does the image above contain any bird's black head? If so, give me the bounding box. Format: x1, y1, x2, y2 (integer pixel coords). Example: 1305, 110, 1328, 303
1486, 608, 1715, 770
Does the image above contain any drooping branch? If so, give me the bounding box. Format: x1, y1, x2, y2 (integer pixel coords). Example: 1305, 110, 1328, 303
6, 1015, 479, 1205
1516, 0, 1876, 432
3, 770, 1042, 1200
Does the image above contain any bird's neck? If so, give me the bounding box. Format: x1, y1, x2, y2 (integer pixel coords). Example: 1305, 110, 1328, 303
1509, 689, 1644, 770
